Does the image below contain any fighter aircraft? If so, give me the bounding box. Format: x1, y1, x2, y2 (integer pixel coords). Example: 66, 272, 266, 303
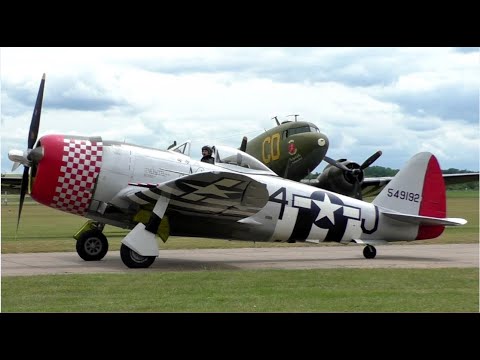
242, 117, 478, 200
8, 74, 468, 268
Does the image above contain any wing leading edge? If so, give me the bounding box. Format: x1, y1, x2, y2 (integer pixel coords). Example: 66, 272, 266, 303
361, 172, 479, 198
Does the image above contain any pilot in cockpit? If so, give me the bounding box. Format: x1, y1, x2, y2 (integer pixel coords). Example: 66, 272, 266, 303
201, 145, 214, 164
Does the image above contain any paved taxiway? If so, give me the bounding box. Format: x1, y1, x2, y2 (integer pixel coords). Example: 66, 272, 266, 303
2, 243, 478, 276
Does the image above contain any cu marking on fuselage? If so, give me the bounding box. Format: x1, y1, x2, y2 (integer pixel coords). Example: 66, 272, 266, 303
262, 133, 280, 164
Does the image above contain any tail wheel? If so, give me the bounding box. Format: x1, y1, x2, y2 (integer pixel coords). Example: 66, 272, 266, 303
76, 230, 109, 261
120, 244, 156, 268
363, 245, 377, 259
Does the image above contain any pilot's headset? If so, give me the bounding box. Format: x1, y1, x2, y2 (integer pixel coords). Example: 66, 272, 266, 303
202, 145, 212, 156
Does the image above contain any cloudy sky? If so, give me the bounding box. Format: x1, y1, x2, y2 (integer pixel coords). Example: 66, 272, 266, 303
1, 47, 478, 175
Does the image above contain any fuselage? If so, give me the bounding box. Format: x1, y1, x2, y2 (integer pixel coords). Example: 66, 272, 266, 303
245, 121, 329, 181
29, 134, 419, 245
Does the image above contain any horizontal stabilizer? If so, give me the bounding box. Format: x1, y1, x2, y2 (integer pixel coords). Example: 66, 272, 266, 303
381, 210, 467, 226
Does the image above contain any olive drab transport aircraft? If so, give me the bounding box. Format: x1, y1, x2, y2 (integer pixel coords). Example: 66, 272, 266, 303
241, 115, 330, 181
8, 75, 468, 268
241, 116, 479, 200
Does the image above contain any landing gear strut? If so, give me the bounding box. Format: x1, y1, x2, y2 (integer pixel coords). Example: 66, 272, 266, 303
363, 245, 376, 259
74, 221, 108, 261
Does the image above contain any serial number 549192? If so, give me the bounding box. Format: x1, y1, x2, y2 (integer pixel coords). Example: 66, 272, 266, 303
386, 188, 420, 202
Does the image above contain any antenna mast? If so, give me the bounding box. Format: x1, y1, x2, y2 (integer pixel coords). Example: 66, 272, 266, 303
287, 114, 300, 122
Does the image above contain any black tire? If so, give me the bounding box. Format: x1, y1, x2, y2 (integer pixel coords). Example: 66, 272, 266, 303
120, 244, 156, 269
363, 245, 376, 259
76, 230, 109, 261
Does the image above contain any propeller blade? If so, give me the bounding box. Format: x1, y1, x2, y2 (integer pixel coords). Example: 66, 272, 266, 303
353, 179, 362, 200
283, 158, 290, 178
16, 166, 30, 235
323, 156, 350, 172
28, 73, 46, 149
11, 162, 21, 172
240, 136, 247, 152
15, 74, 46, 236
360, 150, 382, 170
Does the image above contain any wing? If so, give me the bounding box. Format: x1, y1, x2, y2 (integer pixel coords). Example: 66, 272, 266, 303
362, 172, 479, 198
120, 171, 269, 220
361, 176, 393, 198
1, 174, 23, 190
442, 173, 479, 185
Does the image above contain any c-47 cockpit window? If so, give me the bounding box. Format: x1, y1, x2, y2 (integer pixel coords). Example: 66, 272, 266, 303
289, 126, 310, 136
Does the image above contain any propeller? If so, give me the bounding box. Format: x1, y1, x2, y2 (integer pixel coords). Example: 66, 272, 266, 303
323, 150, 382, 200
239, 136, 247, 152
13, 74, 46, 234
360, 150, 382, 171
283, 158, 290, 179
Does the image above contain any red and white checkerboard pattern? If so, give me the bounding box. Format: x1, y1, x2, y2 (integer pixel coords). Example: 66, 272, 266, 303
50, 138, 103, 215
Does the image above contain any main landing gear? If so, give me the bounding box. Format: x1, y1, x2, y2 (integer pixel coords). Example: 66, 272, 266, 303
74, 220, 158, 268
120, 244, 156, 268
74, 221, 108, 261
363, 244, 377, 259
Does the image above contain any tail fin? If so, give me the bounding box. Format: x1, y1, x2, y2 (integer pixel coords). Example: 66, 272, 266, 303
372, 152, 453, 239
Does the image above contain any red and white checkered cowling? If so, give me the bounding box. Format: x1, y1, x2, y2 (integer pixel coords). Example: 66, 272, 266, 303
30, 135, 103, 216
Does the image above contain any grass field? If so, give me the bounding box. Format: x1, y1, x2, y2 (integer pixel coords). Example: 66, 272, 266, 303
2, 191, 478, 313
1, 190, 478, 253
1, 268, 478, 312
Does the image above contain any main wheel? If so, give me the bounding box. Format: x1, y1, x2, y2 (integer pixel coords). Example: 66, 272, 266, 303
76, 230, 109, 261
363, 245, 377, 259
120, 244, 156, 268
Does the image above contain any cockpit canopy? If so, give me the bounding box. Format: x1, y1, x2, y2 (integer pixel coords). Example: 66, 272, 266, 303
282, 124, 320, 138
167, 140, 191, 156
213, 145, 277, 176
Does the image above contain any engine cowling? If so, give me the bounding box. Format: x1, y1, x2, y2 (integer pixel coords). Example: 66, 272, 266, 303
316, 160, 363, 198
30, 134, 103, 216
316, 150, 382, 200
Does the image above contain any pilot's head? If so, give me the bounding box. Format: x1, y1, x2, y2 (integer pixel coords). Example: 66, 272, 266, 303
202, 145, 212, 156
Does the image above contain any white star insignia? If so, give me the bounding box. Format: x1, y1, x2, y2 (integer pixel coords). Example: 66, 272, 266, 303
312, 193, 343, 225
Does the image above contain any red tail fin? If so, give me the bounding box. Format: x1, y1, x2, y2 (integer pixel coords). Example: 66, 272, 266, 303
416, 155, 446, 240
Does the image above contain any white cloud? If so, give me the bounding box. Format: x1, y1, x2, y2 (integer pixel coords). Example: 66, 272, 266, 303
1, 47, 478, 175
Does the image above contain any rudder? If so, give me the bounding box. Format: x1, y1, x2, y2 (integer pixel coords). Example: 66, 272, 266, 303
372, 152, 446, 239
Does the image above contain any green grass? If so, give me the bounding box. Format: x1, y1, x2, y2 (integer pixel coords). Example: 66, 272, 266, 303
446, 190, 479, 198
2, 191, 478, 253
2, 268, 477, 312
3, 192, 477, 313
409, 190, 479, 245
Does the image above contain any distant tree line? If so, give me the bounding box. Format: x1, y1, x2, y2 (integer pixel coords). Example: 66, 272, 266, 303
364, 166, 398, 177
